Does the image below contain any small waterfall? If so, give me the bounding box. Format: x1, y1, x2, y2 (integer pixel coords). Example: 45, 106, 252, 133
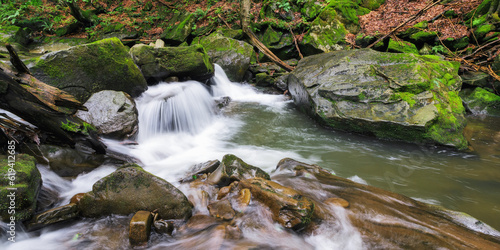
136, 81, 216, 141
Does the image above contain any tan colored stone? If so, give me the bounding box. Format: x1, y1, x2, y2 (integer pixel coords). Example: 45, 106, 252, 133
208, 199, 236, 220
129, 211, 153, 247
70, 193, 85, 205
325, 197, 349, 208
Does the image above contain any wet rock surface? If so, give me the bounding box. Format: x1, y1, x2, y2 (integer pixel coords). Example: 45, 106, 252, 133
129, 210, 153, 247
76, 90, 138, 139
77, 164, 193, 220
272, 158, 500, 249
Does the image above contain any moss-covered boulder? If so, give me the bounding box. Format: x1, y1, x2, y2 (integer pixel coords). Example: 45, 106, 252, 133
161, 13, 196, 46
30, 37, 148, 102
258, 26, 296, 61
129, 43, 214, 84
460, 87, 500, 116
207, 154, 270, 186
300, 0, 370, 55
289, 49, 469, 150
76, 90, 138, 139
77, 164, 193, 220
196, 32, 253, 82
0, 154, 41, 221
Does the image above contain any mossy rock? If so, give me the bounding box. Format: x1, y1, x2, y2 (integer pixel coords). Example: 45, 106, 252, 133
196, 33, 252, 82
441, 36, 470, 51
259, 26, 296, 60
214, 28, 244, 40
474, 24, 494, 42
360, 0, 386, 10
207, 154, 270, 186
129, 43, 214, 84
300, 6, 348, 55
30, 37, 148, 102
0, 154, 41, 222
77, 164, 193, 220
460, 87, 500, 116
161, 13, 196, 46
289, 49, 469, 150
300, 0, 324, 21
387, 39, 419, 54
408, 30, 438, 45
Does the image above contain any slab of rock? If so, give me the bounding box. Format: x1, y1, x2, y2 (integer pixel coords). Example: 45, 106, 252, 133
76, 90, 138, 139
31, 38, 148, 102
289, 49, 469, 150
77, 164, 192, 220
25, 203, 79, 231
239, 177, 314, 229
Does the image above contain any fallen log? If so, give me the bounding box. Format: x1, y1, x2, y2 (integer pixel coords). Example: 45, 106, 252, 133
0, 45, 105, 154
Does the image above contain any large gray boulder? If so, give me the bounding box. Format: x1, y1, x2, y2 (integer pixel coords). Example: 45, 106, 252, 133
76, 90, 138, 139
129, 43, 214, 84
77, 164, 192, 220
196, 32, 253, 82
289, 49, 469, 150
30, 38, 148, 102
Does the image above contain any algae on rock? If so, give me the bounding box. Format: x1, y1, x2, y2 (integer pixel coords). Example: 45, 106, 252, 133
0, 154, 41, 221
289, 49, 469, 150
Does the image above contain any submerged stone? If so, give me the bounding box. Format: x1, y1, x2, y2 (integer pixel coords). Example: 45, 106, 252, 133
30, 38, 148, 102
238, 177, 314, 229
289, 49, 469, 150
77, 164, 193, 220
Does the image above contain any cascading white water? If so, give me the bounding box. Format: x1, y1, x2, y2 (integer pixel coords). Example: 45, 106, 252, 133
136, 81, 216, 141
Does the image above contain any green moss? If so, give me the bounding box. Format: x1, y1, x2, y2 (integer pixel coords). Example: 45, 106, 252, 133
395, 92, 416, 107
0, 154, 41, 221
474, 24, 494, 39
409, 31, 438, 43
387, 39, 419, 54
61, 119, 96, 135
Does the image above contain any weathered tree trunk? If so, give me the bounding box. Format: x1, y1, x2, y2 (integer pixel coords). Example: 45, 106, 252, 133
0, 45, 105, 153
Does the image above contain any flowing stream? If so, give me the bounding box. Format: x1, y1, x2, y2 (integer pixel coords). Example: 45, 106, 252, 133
2, 65, 500, 249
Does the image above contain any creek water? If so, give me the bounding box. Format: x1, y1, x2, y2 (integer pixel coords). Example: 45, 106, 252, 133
2, 65, 500, 249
